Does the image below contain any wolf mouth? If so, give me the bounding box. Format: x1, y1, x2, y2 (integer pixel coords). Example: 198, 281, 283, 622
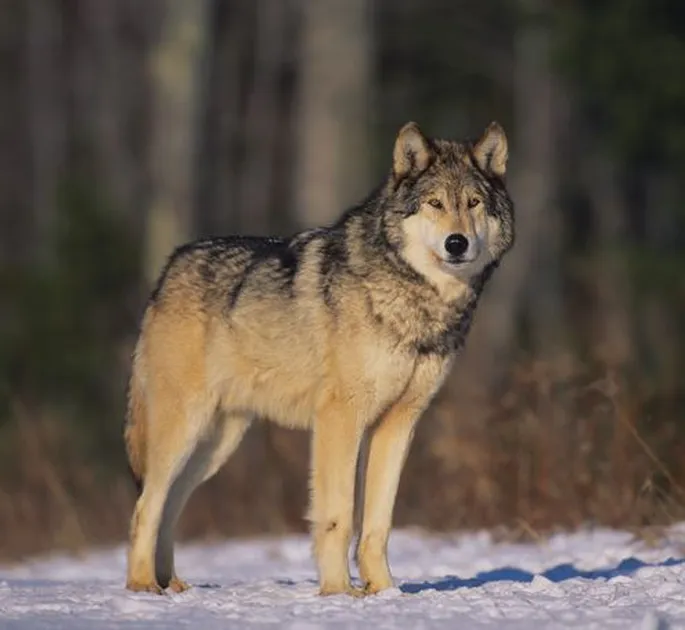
444, 255, 477, 266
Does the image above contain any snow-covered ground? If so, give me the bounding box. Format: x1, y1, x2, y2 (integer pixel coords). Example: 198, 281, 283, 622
2, 525, 685, 629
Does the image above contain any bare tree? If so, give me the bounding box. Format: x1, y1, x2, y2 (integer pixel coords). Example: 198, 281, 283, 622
584, 149, 634, 367
25, 0, 66, 264
237, 0, 293, 235
294, 0, 374, 227
641, 172, 679, 393
75, 0, 154, 224
196, 0, 251, 237
144, 0, 211, 284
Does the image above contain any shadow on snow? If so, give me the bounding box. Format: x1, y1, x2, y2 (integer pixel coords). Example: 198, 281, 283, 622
400, 556, 685, 594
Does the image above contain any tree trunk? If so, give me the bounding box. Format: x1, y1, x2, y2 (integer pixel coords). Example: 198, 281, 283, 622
144, 0, 211, 284
196, 0, 251, 237
25, 0, 65, 265
640, 172, 679, 393
294, 0, 373, 228
585, 151, 634, 367
76, 0, 142, 221
237, 0, 292, 235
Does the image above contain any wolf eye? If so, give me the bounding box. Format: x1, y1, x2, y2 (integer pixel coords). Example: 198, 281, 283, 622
467, 197, 480, 209
427, 198, 443, 209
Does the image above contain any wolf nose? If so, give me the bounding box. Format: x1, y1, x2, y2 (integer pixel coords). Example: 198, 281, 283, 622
444, 233, 469, 258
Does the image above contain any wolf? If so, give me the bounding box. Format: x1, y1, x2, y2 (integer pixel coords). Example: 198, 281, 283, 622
124, 120, 514, 597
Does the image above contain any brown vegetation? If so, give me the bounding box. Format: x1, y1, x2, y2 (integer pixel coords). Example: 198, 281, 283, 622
1, 356, 683, 563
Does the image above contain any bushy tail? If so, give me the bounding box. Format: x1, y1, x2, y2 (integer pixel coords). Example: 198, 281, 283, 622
124, 365, 147, 496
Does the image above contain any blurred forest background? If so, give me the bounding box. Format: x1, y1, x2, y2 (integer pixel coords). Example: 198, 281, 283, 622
1, 0, 685, 561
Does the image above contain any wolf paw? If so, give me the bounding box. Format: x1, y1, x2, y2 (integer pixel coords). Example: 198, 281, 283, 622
168, 577, 191, 593
346, 585, 366, 598
363, 580, 393, 595
126, 579, 165, 595
319, 584, 366, 598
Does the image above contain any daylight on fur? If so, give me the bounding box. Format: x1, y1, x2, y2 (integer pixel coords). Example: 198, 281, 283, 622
1, 2, 684, 629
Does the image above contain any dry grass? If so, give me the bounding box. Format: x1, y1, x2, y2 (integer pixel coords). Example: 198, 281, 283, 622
397, 356, 685, 538
0, 407, 133, 562
0, 357, 684, 562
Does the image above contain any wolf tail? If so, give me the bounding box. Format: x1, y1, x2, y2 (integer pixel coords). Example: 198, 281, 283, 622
124, 357, 147, 497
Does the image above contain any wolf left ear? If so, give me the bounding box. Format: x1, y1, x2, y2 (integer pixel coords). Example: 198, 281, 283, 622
393, 122, 433, 182
472, 122, 508, 178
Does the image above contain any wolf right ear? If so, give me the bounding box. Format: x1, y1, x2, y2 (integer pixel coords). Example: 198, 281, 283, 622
393, 122, 433, 182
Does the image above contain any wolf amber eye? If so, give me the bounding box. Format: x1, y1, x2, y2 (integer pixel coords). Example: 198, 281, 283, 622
427, 198, 443, 209
467, 197, 480, 209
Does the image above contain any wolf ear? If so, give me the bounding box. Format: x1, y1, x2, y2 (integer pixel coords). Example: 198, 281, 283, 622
393, 122, 433, 182
472, 122, 508, 178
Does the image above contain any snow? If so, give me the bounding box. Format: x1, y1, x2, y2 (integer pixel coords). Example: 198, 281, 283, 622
2, 525, 685, 629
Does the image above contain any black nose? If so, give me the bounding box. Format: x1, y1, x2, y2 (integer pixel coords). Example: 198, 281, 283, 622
444, 233, 469, 258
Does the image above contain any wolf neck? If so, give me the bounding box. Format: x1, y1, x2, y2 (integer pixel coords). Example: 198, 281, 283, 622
332, 191, 496, 358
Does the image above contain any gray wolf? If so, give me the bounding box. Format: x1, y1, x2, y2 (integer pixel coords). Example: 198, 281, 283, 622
124, 120, 514, 596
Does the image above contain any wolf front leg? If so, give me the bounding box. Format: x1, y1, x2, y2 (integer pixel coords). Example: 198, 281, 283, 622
309, 399, 366, 597
355, 398, 425, 594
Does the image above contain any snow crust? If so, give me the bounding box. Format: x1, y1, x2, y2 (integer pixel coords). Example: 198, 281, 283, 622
2, 525, 684, 629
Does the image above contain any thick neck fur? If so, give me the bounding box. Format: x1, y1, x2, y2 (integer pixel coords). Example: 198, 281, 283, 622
332, 176, 496, 357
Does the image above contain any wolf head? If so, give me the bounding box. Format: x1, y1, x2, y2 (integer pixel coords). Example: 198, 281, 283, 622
382, 121, 514, 286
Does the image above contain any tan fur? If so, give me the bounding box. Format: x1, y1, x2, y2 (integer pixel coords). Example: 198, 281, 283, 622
124, 120, 514, 596
124, 357, 147, 484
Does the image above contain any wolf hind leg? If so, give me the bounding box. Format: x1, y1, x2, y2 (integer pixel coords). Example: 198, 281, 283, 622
199, 411, 252, 483
126, 394, 208, 594
156, 410, 252, 593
